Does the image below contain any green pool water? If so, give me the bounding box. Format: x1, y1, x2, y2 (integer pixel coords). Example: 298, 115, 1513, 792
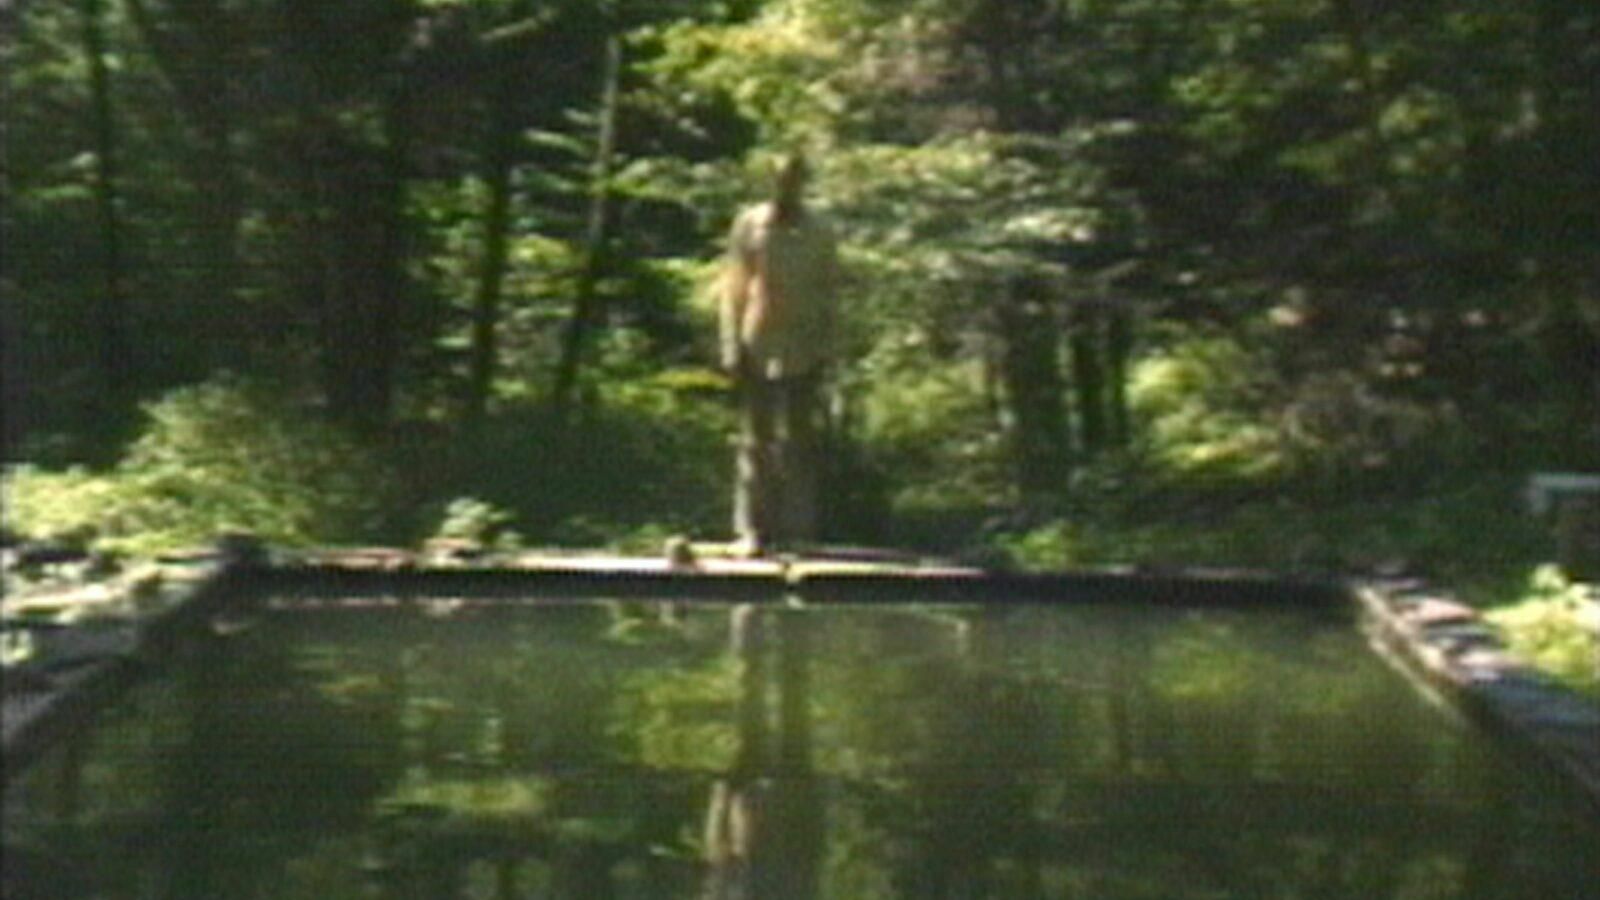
4, 600, 1597, 899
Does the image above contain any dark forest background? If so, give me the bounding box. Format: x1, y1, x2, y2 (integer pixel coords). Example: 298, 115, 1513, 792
4, 0, 1597, 594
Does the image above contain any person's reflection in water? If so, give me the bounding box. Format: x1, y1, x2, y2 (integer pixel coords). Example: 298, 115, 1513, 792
703, 604, 822, 900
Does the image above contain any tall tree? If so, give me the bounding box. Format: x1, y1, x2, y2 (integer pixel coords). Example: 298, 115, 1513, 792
550, 25, 624, 419
274, 0, 420, 428
996, 275, 1070, 497
464, 72, 518, 427
80, 0, 130, 412
123, 0, 245, 358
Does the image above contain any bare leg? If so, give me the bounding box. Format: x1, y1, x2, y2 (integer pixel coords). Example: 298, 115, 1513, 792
777, 375, 822, 548
735, 373, 779, 554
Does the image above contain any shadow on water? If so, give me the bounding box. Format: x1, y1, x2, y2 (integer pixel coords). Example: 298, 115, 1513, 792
3, 600, 1598, 899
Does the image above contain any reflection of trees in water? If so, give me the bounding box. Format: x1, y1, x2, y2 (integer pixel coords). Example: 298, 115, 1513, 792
5, 604, 1598, 898
351, 605, 830, 898
157, 624, 402, 898
799, 606, 1574, 898
346, 608, 709, 897
1, 620, 408, 899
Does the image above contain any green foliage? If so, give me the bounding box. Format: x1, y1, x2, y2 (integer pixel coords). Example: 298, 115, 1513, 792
428, 497, 524, 550
612, 657, 741, 773
819, 136, 1125, 377
992, 521, 1085, 570
9, 0, 1598, 606
3, 378, 395, 554
986, 475, 1548, 587
855, 357, 1007, 511
1128, 333, 1287, 480
1148, 621, 1260, 702
640, 1, 848, 146
433, 371, 734, 546
1279, 371, 1445, 472
3, 465, 121, 545
1129, 330, 1456, 484
1487, 566, 1600, 697
384, 777, 553, 821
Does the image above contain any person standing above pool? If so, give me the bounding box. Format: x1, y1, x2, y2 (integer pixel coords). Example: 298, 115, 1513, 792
720, 151, 841, 557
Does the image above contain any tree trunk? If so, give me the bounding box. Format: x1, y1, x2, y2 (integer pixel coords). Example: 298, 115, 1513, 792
1068, 301, 1106, 455
191, 129, 242, 360
124, 0, 242, 363
367, 81, 412, 428
81, 0, 130, 409
353, 162, 405, 428
996, 276, 1069, 501
305, 125, 406, 430
465, 84, 517, 426
1106, 305, 1133, 447
974, 1, 1070, 501
550, 30, 622, 419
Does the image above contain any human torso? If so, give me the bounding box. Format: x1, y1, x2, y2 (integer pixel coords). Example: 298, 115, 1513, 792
734, 202, 835, 378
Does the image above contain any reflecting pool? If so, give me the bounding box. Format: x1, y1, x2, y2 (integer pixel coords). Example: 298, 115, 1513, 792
4, 600, 1598, 898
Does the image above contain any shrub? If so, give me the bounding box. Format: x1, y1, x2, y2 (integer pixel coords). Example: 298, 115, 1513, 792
3, 465, 131, 546
3, 377, 395, 554
427, 497, 523, 550
856, 357, 1009, 511
435, 370, 735, 546
1128, 334, 1287, 481
992, 520, 1085, 569
1129, 331, 1457, 487
1487, 565, 1599, 696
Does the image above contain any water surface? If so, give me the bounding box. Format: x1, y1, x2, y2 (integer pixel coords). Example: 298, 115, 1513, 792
5, 600, 1597, 898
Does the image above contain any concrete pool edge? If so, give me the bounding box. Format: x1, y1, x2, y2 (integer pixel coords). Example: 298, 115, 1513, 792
1353, 577, 1600, 817
3, 554, 250, 777
6, 546, 1599, 821
238, 561, 1345, 607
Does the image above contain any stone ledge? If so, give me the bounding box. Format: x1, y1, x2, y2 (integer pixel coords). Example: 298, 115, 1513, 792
239, 558, 1342, 609
1354, 579, 1600, 816
3, 554, 249, 782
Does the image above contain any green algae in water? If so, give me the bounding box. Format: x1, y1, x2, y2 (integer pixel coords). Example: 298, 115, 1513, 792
4, 601, 1598, 899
